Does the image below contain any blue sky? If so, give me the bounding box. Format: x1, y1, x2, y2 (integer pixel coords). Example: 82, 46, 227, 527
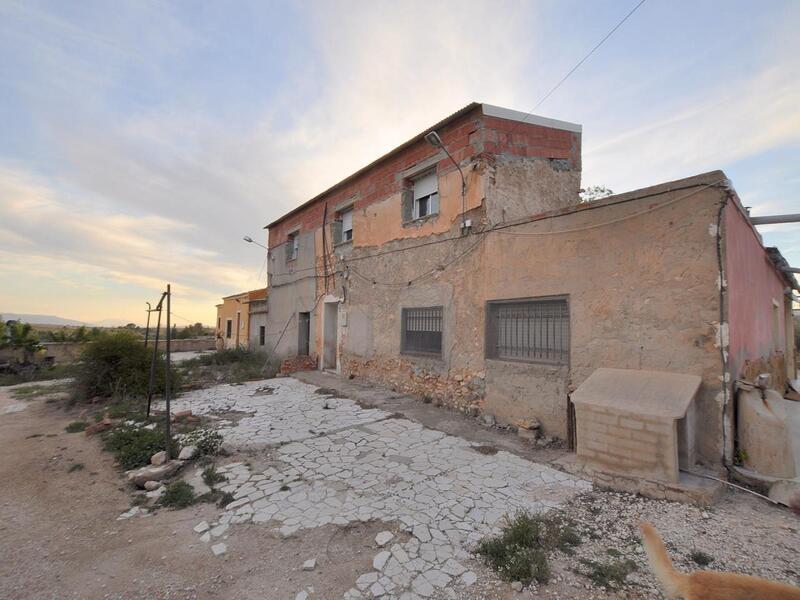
0, 0, 797, 324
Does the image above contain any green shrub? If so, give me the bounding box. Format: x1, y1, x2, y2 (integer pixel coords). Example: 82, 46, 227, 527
65, 421, 87, 433
180, 428, 223, 455
103, 423, 173, 470
476, 512, 581, 585
73, 331, 180, 401
178, 348, 279, 384
202, 465, 226, 487
161, 481, 195, 509
578, 558, 637, 589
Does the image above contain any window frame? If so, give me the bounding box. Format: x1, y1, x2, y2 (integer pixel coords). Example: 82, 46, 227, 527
485, 295, 570, 366
225, 319, 232, 339
412, 170, 439, 220
400, 305, 444, 357
259, 325, 265, 346
286, 231, 299, 262
340, 207, 353, 242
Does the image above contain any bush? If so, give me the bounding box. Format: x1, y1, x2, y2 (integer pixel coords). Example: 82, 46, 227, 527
65, 421, 87, 433
179, 348, 278, 384
180, 428, 223, 455
476, 512, 581, 585
202, 465, 227, 487
73, 331, 180, 401
161, 481, 195, 509
103, 423, 173, 470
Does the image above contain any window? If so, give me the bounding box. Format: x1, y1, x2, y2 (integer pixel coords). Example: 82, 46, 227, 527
259, 325, 265, 346
412, 170, 439, 219
332, 207, 354, 245
226, 319, 232, 339
217, 317, 221, 330
401, 306, 443, 356
402, 170, 439, 222
486, 297, 569, 364
341, 208, 353, 242
286, 231, 299, 262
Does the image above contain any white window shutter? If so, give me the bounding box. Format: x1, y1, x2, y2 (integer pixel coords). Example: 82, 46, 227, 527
413, 171, 437, 200
429, 192, 439, 215
341, 209, 353, 233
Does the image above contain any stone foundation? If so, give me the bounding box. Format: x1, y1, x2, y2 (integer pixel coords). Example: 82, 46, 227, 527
280, 355, 318, 375
341, 353, 485, 413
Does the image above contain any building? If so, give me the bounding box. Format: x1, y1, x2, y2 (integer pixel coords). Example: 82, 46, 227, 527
261, 102, 797, 471
214, 288, 267, 349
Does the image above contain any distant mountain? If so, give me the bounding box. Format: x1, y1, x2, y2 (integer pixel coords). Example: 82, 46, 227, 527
1, 313, 142, 327
1, 313, 90, 326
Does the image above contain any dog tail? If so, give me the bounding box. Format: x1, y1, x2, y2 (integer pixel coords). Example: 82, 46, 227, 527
639, 522, 689, 598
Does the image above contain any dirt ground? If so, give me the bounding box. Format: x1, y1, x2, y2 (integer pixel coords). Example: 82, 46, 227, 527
1, 376, 798, 600
0, 382, 401, 600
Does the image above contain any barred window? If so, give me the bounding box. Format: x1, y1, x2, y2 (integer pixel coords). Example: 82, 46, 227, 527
401, 306, 443, 356
486, 297, 569, 364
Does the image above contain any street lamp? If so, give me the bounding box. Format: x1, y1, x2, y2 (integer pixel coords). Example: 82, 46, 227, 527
243, 235, 268, 250
425, 130, 468, 232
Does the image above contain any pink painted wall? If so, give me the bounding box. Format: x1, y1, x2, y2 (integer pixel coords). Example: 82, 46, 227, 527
725, 202, 788, 378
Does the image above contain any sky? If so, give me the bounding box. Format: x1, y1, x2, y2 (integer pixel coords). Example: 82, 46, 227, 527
0, 0, 798, 326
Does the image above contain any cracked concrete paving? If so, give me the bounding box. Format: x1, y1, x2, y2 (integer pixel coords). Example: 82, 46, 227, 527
167, 378, 591, 599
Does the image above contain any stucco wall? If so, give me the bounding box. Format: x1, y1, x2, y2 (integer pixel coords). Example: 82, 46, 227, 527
338, 173, 728, 466
725, 200, 793, 385
266, 229, 319, 358
215, 293, 249, 349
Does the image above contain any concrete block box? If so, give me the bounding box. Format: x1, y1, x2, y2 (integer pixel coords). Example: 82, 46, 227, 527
571, 368, 701, 483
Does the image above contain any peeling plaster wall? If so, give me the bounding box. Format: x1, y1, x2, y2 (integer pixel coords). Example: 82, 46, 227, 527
265, 230, 319, 359
338, 173, 728, 466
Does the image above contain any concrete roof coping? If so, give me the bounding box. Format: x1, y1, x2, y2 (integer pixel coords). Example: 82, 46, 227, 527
481, 104, 582, 133
571, 368, 701, 420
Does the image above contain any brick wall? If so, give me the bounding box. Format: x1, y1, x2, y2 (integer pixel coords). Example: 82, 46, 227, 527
280, 355, 318, 375
575, 404, 679, 483
267, 107, 581, 249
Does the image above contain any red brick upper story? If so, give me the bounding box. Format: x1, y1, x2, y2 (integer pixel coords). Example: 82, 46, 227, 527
265, 103, 582, 250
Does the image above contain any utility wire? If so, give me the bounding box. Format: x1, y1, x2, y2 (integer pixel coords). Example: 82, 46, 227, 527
512, 0, 647, 129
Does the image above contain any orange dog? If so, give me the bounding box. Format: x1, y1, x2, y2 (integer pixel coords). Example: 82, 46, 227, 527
639, 521, 800, 599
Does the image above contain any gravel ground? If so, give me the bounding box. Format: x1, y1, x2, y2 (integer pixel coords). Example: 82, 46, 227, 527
455, 487, 799, 599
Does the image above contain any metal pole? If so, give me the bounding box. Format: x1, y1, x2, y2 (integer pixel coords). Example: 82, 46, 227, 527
146, 292, 166, 418
144, 302, 152, 349
164, 284, 172, 459
750, 213, 800, 225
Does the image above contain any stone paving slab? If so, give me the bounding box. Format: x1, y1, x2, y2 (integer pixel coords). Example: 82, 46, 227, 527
167, 378, 591, 599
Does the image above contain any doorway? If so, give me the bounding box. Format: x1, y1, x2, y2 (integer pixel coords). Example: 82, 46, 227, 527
298, 312, 310, 356
323, 301, 339, 370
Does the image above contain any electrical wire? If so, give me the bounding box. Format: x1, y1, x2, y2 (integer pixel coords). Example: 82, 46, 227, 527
511, 0, 647, 129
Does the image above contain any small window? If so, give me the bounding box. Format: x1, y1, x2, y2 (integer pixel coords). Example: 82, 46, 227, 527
412, 171, 439, 219
226, 319, 232, 339
401, 306, 443, 356
217, 317, 221, 330
341, 208, 353, 242
486, 297, 569, 364
259, 325, 265, 346
286, 231, 299, 262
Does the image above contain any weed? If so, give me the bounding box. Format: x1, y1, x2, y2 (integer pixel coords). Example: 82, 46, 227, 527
279, 484, 290, 491
202, 466, 227, 487
579, 558, 637, 589
130, 494, 149, 507
103, 423, 173, 470
178, 348, 278, 386
216, 491, 235, 507
606, 548, 622, 558
65, 421, 87, 433
0, 363, 77, 387
160, 481, 195, 509
179, 428, 223, 455
689, 550, 714, 567
476, 512, 581, 585
11, 383, 70, 400
68, 463, 84, 473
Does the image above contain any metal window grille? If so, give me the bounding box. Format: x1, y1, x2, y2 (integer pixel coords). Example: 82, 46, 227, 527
487, 299, 569, 364
401, 306, 443, 355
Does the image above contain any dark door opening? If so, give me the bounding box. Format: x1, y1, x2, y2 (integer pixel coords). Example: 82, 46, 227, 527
298, 312, 310, 356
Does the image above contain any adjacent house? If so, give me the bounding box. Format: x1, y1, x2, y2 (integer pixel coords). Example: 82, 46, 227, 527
214, 288, 267, 350
259, 102, 797, 473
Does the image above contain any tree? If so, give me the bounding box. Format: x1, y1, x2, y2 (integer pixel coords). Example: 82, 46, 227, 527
1, 320, 43, 359
579, 185, 613, 203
